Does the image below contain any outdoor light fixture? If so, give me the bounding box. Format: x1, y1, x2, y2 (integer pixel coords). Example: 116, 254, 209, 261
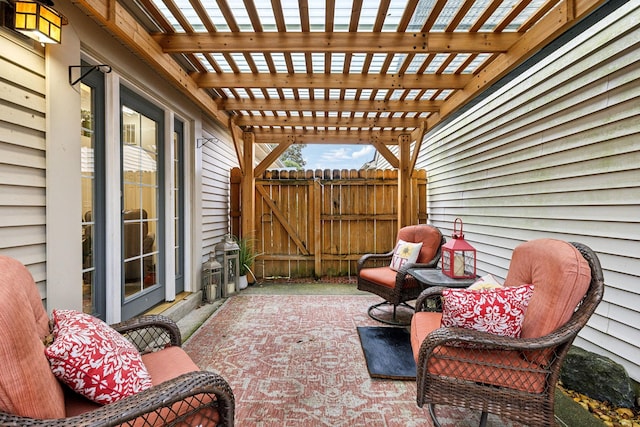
13, 0, 62, 44
202, 252, 222, 303
215, 234, 240, 297
441, 217, 477, 279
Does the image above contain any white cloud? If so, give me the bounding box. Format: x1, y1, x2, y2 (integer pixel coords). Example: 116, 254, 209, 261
352, 145, 374, 159
303, 144, 375, 170
322, 147, 351, 160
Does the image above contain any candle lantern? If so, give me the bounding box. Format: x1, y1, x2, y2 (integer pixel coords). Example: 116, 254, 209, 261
441, 218, 476, 279
215, 234, 240, 296
201, 252, 222, 303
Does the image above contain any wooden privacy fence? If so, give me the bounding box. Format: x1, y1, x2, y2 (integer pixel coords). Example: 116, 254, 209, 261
230, 168, 427, 279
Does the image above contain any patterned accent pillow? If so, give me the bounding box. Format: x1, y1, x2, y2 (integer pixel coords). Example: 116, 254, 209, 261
441, 285, 534, 338
389, 239, 423, 271
44, 309, 153, 404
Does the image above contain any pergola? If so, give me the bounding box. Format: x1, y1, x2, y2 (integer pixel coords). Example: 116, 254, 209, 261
73, 0, 607, 232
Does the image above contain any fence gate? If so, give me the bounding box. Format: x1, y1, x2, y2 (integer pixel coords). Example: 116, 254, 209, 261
230, 168, 427, 279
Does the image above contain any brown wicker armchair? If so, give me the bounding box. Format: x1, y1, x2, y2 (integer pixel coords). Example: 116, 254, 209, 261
0, 255, 234, 426
357, 224, 445, 325
410, 239, 604, 427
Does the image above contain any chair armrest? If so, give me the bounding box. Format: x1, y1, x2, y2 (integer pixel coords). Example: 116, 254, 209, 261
414, 286, 446, 311
0, 370, 235, 427
418, 323, 580, 364
357, 250, 394, 271
111, 314, 182, 353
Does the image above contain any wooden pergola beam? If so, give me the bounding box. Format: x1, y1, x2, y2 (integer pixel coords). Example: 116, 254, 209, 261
193, 73, 472, 90
73, 0, 229, 130
370, 138, 400, 169
254, 141, 293, 178
154, 32, 521, 54
251, 129, 407, 145
229, 118, 245, 172
219, 98, 442, 113
236, 115, 422, 129
430, 0, 608, 128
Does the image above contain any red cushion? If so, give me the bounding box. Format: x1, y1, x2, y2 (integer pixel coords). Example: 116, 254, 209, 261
359, 266, 397, 288
45, 309, 153, 405
504, 239, 591, 338
0, 256, 65, 419
441, 285, 534, 338
397, 225, 442, 264
411, 311, 442, 362
410, 312, 545, 394
65, 347, 220, 425
142, 346, 200, 384
426, 346, 546, 393
141, 347, 220, 426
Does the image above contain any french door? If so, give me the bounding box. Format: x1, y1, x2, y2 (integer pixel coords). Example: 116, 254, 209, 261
80, 64, 106, 319
120, 86, 165, 319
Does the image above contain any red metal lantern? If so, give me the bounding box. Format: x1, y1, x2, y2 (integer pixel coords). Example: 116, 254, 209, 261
441, 218, 476, 279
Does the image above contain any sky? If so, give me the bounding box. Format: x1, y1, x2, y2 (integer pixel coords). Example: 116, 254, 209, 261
301, 144, 376, 170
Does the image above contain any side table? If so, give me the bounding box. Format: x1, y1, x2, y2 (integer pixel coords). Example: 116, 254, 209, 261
407, 268, 477, 289
407, 269, 477, 312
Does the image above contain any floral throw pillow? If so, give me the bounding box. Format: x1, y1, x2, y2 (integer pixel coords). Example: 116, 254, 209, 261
44, 309, 153, 404
441, 284, 534, 338
389, 239, 423, 271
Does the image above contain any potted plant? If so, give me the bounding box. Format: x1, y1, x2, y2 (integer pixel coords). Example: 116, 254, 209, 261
235, 235, 259, 289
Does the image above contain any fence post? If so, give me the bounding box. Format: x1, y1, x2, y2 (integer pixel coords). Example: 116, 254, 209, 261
398, 134, 413, 228
241, 132, 255, 238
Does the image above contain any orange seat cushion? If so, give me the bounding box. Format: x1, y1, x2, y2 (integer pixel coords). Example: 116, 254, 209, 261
411, 312, 546, 394
66, 346, 220, 425
359, 266, 398, 288
359, 266, 419, 289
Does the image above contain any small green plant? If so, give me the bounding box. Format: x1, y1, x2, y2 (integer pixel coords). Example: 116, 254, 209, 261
235, 235, 260, 280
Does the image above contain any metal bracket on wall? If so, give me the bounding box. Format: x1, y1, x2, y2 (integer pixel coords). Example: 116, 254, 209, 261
197, 137, 221, 148
68, 64, 112, 86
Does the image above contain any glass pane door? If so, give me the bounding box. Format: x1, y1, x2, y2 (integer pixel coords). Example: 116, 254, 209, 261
120, 87, 164, 319
79, 64, 105, 319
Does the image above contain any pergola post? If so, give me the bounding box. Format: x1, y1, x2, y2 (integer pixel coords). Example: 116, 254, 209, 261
241, 131, 255, 238
398, 134, 413, 229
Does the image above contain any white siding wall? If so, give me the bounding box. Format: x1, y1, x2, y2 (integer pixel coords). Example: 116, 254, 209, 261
416, 1, 640, 380
201, 124, 238, 260
0, 31, 47, 293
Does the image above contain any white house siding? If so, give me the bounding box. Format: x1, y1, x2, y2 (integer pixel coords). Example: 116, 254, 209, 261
0, 31, 47, 295
414, 0, 640, 381
199, 126, 280, 263
200, 124, 238, 260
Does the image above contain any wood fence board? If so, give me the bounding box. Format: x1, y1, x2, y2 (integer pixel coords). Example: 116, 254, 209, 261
232, 168, 427, 279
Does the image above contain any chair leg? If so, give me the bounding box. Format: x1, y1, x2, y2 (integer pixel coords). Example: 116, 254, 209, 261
428, 404, 442, 427
367, 301, 414, 326
479, 411, 488, 427
430, 404, 489, 427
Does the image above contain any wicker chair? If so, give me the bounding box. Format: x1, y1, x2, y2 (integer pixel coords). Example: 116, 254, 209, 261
410, 239, 604, 427
357, 224, 445, 325
0, 255, 235, 426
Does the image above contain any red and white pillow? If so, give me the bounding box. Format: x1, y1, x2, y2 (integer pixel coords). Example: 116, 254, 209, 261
390, 239, 423, 271
441, 284, 534, 338
44, 309, 152, 404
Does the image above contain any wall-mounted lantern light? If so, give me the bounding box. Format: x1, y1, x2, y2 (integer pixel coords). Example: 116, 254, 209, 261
13, 1, 63, 44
